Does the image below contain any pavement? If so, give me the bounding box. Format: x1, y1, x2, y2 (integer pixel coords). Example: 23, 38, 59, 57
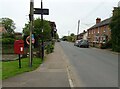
2, 43, 71, 88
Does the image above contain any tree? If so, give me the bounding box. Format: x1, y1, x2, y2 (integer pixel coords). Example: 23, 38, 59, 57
23, 23, 30, 36
23, 18, 52, 42
70, 33, 75, 37
54, 33, 59, 39
0, 18, 16, 34
109, 7, 120, 52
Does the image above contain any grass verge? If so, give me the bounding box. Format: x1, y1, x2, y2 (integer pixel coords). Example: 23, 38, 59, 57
2, 57, 42, 80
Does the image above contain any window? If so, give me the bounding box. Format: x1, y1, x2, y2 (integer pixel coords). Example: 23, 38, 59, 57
88, 31, 90, 34
94, 30, 95, 34
104, 26, 106, 33
98, 28, 100, 33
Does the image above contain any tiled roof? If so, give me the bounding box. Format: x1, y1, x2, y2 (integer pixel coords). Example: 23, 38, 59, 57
88, 18, 111, 30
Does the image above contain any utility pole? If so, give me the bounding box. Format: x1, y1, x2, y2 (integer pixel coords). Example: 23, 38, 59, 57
77, 20, 80, 40
41, 0, 44, 61
68, 31, 70, 36
29, 0, 34, 67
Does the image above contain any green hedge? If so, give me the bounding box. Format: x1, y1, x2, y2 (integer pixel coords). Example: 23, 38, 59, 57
2, 38, 15, 44
101, 40, 112, 49
45, 42, 54, 54
2, 44, 14, 54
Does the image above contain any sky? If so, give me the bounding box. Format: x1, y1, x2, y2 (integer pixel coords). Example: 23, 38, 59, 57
0, 0, 119, 38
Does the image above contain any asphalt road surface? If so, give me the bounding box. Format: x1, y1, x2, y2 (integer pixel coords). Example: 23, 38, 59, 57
60, 41, 118, 87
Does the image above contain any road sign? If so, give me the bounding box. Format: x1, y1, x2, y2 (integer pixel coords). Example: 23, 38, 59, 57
34, 8, 49, 15
26, 35, 35, 45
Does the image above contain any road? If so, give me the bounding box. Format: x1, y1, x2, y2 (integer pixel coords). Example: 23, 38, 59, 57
60, 41, 118, 87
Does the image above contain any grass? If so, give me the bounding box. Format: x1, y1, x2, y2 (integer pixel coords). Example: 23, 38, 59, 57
2, 57, 42, 80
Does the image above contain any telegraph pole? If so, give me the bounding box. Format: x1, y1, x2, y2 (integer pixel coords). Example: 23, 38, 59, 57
41, 0, 44, 61
68, 31, 70, 36
77, 20, 80, 40
29, 0, 34, 67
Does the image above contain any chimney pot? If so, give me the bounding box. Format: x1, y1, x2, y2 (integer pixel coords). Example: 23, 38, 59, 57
96, 18, 101, 24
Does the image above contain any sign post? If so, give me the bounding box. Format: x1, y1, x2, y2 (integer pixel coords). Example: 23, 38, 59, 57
18, 54, 21, 68
34, 0, 49, 61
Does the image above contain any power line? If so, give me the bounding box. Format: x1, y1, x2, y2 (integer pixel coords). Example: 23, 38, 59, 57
81, 2, 105, 21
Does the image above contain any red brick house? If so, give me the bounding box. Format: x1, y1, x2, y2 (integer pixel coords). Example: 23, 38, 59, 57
87, 18, 111, 48
14, 32, 22, 39
0, 24, 7, 33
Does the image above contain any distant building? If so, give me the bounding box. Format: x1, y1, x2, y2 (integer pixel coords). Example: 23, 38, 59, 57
49, 21, 57, 38
87, 18, 111, 48
14, 32, 22, 39
77, 30, 88, 40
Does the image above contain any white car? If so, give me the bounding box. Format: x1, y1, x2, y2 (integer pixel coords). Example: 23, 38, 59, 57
74, 40, 82, 47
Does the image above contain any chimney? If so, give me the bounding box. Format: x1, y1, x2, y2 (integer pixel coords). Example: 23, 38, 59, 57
96, 18, 101, 24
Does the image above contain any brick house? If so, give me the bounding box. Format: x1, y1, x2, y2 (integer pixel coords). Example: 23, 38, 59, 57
0, 25, 7, 39
87, 18, 111, 48
14, 32, 22, 39
0, 24, 7, 33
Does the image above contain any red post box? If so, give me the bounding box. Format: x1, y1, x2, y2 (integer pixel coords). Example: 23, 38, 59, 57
14, 40, 24, 54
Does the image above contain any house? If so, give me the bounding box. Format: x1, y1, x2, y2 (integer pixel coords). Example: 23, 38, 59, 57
14, 32, 22, 39
0, 24, 7, 33
49, 21, 57, 38
77, 30, 88, 40
87, 18, 111, 48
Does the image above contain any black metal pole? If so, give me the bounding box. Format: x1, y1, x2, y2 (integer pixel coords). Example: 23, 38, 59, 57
41, 0, 44, 61
29, 0, 34, 67
18, 54, 21, 68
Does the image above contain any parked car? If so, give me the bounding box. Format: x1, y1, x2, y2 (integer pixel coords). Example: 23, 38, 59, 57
57, 39, 61, 42
74, 40, 82, 47
78, 40, 89, 48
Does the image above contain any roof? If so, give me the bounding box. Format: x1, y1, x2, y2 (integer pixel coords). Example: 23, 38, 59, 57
15, 32, 22, 35
78, 30, 87, 36
88, 18, 111, 30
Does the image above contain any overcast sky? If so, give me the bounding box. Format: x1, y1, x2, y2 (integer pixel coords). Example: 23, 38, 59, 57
0, 0, 119, 37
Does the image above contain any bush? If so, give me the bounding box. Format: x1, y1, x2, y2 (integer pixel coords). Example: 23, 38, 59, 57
46, 42, 54, 54
51, 39, 55, 45
2, 38, 15, 44
2, 44, 14, 54
101, 40, 112, 49
2, 33, 15, 39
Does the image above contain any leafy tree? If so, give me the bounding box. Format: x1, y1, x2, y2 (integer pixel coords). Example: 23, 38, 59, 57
62, 36, 67, 41
23, 18, 52, 42
23, 23, 30, 36
67, 36, 72, 42
70, 33, 75, 36
109, 7, 120, 52
54, 33, 59, 39
0, 18, 16, 34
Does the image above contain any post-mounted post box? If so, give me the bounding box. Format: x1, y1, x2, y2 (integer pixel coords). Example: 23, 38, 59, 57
14, 40, 24, 68
14, 40, 24, 54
